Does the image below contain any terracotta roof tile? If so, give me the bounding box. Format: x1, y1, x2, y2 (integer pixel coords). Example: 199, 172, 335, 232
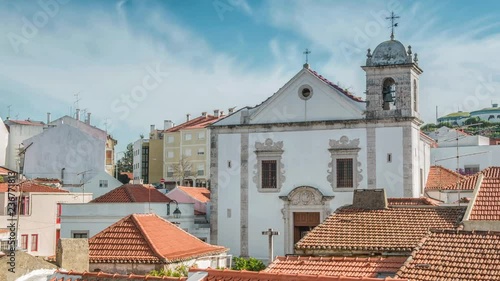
177, 186, 210, 203
89, 213, 227, 263
166, 115, 224, 133
52, 269, 186, 280
397, 229, 500, 281
265, 256, 407, 278
295, 206, 465, 254
306, 68, 364, 102
387, 197, 441, 206
0, 181, 68, 193
190, 268, 408, 281
468, 167, 500, 220
425, 165, 466, 190
0, 166, 15, 175
91, 184, 171, 203
5, 119, 44, 126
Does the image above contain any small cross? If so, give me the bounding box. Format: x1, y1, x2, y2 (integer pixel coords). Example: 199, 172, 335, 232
303, 48, 311, 64
262, 228, 279, 264
386, 11, 400, 40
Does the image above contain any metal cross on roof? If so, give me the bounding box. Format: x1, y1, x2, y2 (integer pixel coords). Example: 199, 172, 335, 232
386, 11, 400, 40
303, 48, 311, 64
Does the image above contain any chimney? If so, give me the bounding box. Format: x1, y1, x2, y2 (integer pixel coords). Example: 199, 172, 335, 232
352, 189, 387, 210
56, 238, 89, 272
150, 124, 155, 133
228, 107, 235, 114
220, 110, 224, 116
75, 109, 80, 121
493, 103, 498, 108
186, 114, 191, 122
214, 109, 219, 117
164, 120, 173, 130
86, 112, 91, 125
202, 112, 207, 118
47, 112, 51, 124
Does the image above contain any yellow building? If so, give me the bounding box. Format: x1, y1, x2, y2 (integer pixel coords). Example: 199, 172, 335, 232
162, 111, 226, 188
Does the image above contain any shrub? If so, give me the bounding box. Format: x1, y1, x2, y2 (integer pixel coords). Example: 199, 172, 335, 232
232, 257, 266, 271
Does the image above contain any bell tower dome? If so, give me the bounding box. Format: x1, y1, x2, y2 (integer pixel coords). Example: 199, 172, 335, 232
362, 38, 423, 121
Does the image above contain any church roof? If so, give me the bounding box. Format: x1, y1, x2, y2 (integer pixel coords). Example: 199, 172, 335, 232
295, 206, 465, 254
305, 68, 364, 102
265, 256, 407, 278
89, 213, 227, 263
370, 39, 409, 66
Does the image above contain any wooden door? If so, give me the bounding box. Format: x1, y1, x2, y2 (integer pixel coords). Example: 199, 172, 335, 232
293, 212, 320, 244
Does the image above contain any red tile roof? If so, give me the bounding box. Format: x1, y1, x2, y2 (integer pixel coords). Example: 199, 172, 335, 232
177, 186, 210, 203
0, 166, 15, 175
91, 184, 171, 203
265, 256, 407, 278
306, 68, 364, 102
190, 268, 408, 281
166, 115, 224, 133
0, 181, 68, 193
396, 229, 500, 281
89, 213, 227, 263
387, 197, 441, 206
50, 269, 186, 280
295, 206, 465, 254
425, 165, 466, 190
467, 167, 500, 220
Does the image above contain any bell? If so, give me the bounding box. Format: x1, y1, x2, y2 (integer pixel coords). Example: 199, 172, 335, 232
383, 93, 394, 103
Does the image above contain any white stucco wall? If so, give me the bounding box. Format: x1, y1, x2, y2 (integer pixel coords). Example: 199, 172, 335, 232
60, 202, 203, 240
5, 123, 44, 171
375, 127, 403, 196
65, 170, 122, 198
23, 124, 105, 185
431, 145, 500, 172
0, 192, 92, 257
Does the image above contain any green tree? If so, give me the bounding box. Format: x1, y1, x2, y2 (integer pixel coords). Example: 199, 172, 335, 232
115, 143, 133, 179
232, 257, 266, 271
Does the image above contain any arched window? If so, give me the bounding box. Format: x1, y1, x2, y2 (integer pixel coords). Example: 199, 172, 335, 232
413, 80, 418, 112
489, 115, 495, 121
382, 78, 396, 110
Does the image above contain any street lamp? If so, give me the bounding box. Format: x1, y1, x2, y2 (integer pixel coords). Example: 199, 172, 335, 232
167, 200, 182, 219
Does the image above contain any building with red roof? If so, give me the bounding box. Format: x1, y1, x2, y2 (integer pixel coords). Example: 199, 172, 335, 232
88, 213, 228, 274
0, 180, 92, 257
166, 186, 210, 215
61, 184, 211, 244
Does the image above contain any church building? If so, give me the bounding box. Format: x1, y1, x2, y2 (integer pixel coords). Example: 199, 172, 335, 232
209, 33, 433, 260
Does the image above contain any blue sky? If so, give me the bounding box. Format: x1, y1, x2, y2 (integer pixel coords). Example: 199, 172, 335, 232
1, 0, 500, 151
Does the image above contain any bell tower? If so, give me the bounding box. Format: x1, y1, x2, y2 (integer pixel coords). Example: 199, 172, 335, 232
362, 39, 423, 121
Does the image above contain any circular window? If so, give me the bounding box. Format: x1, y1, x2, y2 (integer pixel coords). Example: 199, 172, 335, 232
298, 85, 313, 100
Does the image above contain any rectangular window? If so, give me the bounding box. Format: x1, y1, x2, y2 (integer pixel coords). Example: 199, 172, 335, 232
31, 234, 38, 251
185, 149, 192, 157
20, 196, 30, 215
197, 164, 204, 176
198, 132, 205, 140
167, 136, 174, 143
167, 166, 174, 178
167, 151, 174, 158
71, 231, 89, 238
185, 133, 192, 141
0, 240, 9, 252
56, 203, 62, 224
464, 165, 480, 175
336, 159, 354, 188
99, 180, 108, 187
387, 153, 392, 163
21, 234, 28, 250
197, 148, 205, 155
261, 160, 277, 189
106, 150, 112, 165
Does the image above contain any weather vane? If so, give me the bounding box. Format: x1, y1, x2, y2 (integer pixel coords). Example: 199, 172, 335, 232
303, 48, 311, 64
386, 11, 400, 40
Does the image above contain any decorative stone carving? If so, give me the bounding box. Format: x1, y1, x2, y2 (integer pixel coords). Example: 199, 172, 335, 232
252, 138, 285, 192
327, 136, 363, 190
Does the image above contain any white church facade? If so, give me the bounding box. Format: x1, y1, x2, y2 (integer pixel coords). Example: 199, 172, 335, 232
209, 37, 432, 260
